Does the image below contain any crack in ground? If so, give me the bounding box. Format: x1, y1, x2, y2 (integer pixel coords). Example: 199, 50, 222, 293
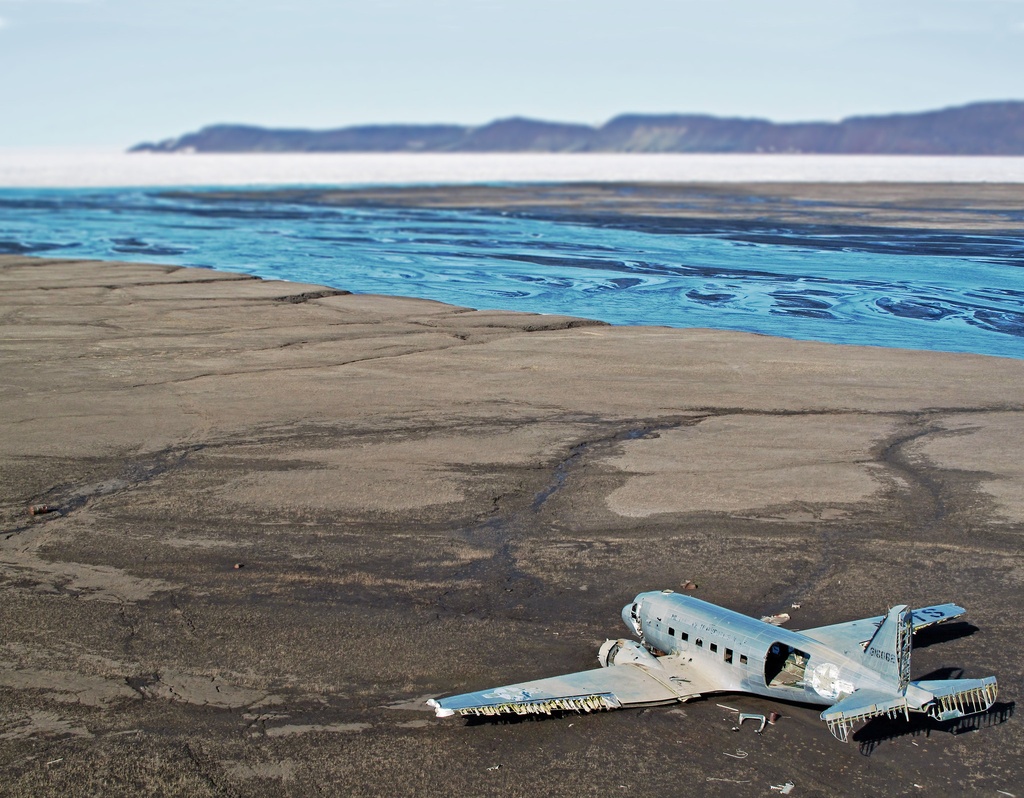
171, 594, 199, 638
270, 289, 350, 303
530, 416, 705, 514
441, 416, 699, 619
3, 445, 203, 541
117, 601, 140, 654
125, 338, 488, 389
184, 742, 238, 798
55, 447, 201, 515
878, 415, 951, 534
776, 411, 997, 606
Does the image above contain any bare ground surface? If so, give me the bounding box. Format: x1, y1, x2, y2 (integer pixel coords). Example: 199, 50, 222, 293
1, 237, 1023, 796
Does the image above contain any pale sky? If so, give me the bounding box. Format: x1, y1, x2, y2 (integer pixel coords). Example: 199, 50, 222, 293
1, 0, 1022, 148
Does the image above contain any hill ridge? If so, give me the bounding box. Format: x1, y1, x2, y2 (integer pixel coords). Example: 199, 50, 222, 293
130, 100, 1024, 155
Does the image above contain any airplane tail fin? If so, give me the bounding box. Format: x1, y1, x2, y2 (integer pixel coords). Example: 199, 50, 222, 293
860, 604, 912, 689
819, 602, 999, 743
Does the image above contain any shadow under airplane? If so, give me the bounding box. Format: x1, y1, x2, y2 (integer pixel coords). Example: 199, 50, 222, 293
856, 700, 1014, 756
911, 621, 978, 650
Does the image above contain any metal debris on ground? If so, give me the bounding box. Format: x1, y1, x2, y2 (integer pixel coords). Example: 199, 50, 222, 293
738, 713, 767, 733
722, 750, 748, 759
771, 782, 795, 794
29, 505, 56, 516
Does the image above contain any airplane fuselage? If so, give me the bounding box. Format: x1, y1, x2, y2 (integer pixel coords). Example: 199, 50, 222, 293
627, 590, 899, 707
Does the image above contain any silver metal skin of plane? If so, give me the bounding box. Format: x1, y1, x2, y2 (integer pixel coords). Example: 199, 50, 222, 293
428, 590, 998, 742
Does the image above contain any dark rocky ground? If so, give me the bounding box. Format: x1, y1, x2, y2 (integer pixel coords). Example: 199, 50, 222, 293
1, 185, 1023, 798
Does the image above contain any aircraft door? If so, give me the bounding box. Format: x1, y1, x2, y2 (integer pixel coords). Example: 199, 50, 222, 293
765, 642, 810, 690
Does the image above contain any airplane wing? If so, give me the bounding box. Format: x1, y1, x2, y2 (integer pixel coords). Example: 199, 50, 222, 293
428, 660, 713, 718
801, 603, 965, 654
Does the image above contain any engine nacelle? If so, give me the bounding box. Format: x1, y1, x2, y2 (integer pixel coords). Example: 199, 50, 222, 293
598, 638, 664, 670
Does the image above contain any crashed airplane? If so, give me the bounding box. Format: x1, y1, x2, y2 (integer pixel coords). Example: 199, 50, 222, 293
428, 590, 997, 742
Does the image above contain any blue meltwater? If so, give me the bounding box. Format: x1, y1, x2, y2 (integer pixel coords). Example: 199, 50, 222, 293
1, 187, 1022, 359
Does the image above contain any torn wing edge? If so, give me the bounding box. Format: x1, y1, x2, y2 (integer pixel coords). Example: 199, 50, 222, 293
428, 648, 711, 719
428, 692, 623, 718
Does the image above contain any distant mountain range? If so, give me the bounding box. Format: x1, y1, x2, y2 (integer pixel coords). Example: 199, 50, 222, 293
130, 101, 1024, 155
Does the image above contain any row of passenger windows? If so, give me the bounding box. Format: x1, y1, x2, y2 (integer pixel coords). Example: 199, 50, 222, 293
667, 626, 748, 665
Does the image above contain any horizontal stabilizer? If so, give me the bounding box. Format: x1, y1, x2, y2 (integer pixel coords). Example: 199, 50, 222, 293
429, 662, 694, 718
821, 676, 999, 742
802, 603, 965, 656
820, 689, 911, 743
908, 604, 968, 632
913, 677, 998, 722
